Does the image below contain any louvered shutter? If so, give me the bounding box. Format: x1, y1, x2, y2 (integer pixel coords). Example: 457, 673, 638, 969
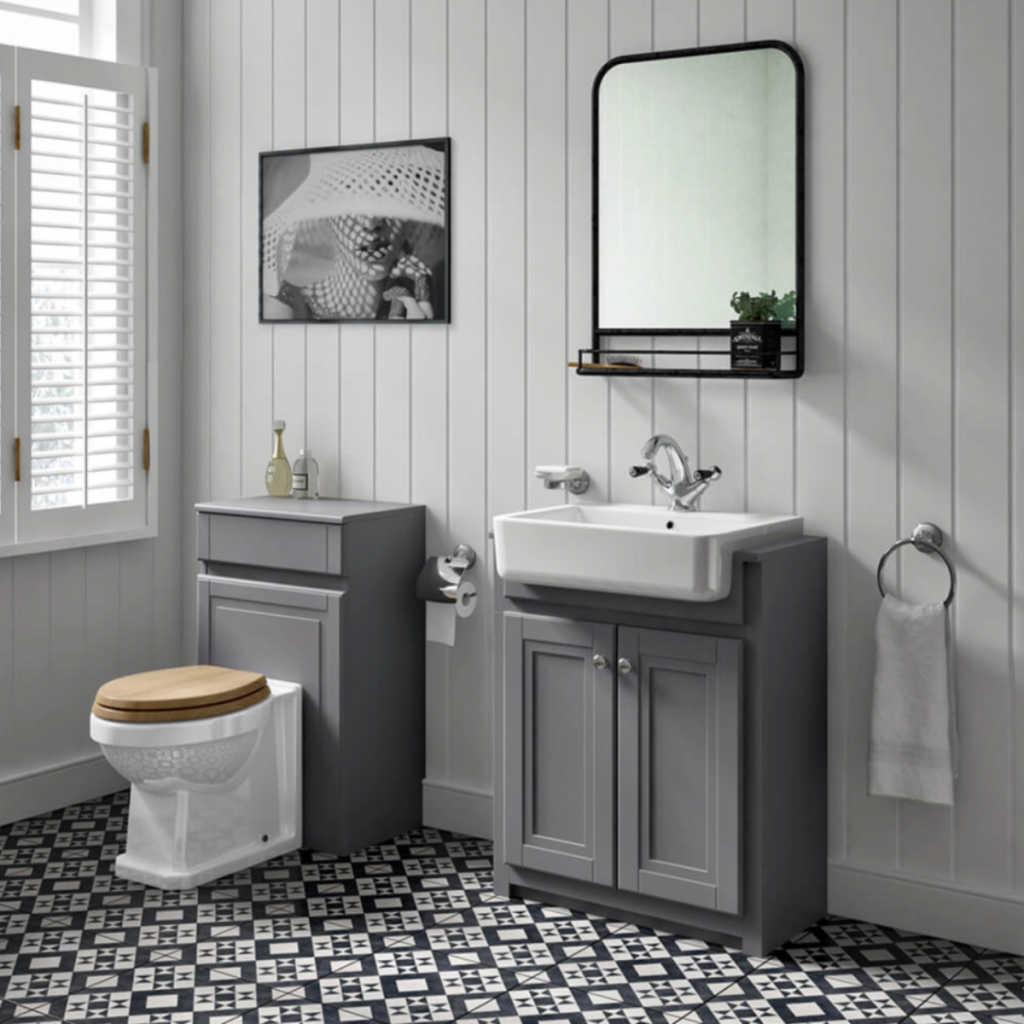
15, 48, 146, 543
0, 47, 14, 548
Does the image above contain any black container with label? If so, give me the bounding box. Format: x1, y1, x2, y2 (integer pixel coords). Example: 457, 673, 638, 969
730, 320, 782, 371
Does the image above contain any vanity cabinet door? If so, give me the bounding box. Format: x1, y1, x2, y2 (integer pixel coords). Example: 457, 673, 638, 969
197, 575, 343, 853
504, 613, 616, 886
617, 627, 742, 914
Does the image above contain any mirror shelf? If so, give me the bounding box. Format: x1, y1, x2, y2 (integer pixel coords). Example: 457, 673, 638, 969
590, 40, 805, 380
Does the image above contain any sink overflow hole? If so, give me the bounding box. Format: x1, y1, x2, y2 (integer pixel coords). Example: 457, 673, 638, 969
666, 521, 675, 530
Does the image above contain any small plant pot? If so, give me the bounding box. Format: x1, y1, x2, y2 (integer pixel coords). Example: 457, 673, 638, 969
730, 320, 782, 371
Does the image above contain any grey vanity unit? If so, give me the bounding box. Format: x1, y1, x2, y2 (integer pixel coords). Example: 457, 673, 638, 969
196, 496, 425, 857
494, 535, 827, 956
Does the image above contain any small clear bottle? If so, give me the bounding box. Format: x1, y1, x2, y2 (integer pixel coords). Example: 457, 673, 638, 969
265, 420, 292, 497
292, 449, 319, 500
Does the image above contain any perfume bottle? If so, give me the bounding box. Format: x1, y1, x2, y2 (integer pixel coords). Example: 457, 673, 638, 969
265, 420, 292, 497
292, 449, 319, 500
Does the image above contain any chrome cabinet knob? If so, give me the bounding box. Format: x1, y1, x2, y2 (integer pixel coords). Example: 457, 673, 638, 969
593, 654, 608, 670
618, 657, 635, 675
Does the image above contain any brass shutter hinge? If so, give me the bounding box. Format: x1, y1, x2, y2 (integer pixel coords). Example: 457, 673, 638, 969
13, 437, 20, 482
143, 427, 150, 472
14, 105, 20, 151
142, 121, 150, 164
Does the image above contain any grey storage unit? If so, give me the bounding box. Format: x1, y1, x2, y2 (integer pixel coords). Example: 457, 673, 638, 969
495, 534, 827, 956
197, 496, 425, 858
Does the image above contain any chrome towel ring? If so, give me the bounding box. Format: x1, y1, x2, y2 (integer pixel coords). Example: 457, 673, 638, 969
876, 522, 956, 608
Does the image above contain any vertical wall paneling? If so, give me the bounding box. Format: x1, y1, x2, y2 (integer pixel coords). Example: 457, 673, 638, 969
525, 0, 567, 510
607, 0, 653, 506
304, 0, 341, 499
10, 557, 50, 776
85, 546, 120, 733
271, 0, 308, 454
844, 0, 899, 868
896, 0, 955, 879
181, 0, 1024, 941
0, 564, 12, 770
209, 0, 242, 502
239, 0, 274, 502
566, 0, 609, 501
952, 0, 1011, 891
1012, 0, 1024, 895
694, 0, 747, 513
373, 0, 412, 503
794, 0, 847, 863
338, 0, 377, 500
410, 0, 451, 784
650, 0, 698, 471
181, 0, 211, 659
49, 551, 87, 757
447, 0, 491, 791
744, 0, 796, 516
118, 542, 153, 678
486, 0, 526, 525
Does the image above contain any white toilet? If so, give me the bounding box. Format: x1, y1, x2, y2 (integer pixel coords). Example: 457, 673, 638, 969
89, 665, 302, 890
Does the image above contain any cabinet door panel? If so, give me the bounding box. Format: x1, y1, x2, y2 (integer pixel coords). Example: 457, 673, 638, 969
505, 613, 615, 886
618, 627, 742, 914
198, 575, 343, 852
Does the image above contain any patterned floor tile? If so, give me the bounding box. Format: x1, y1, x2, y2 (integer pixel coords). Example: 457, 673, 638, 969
0, 999, 61, 1024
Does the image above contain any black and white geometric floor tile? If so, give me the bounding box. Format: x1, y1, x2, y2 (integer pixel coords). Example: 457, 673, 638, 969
2, 791, 1022, 1024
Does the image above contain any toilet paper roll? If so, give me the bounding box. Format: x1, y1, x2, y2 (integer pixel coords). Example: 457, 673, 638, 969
425, 580, 477, 646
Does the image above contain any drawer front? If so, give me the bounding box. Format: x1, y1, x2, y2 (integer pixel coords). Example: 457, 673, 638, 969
198, 513, 343, 575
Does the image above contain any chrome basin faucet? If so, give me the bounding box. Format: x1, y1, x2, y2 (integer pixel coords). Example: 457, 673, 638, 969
629, 434, 721, 512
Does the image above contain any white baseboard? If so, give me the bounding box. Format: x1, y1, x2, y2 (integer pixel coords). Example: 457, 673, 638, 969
422, 780, 493, 839
0, 754, 124, 827
829, 862, 1024, 955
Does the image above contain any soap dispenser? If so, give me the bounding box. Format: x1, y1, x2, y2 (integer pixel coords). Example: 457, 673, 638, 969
265, 420, 292, 497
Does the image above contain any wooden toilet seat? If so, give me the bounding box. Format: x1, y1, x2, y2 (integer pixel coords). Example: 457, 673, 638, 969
92, 665, 270, 723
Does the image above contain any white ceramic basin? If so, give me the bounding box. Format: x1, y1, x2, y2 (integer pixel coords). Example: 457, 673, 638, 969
493, 504, 803, 602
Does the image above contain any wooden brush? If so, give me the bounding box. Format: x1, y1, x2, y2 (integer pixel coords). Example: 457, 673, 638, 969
568, 353, 645, 370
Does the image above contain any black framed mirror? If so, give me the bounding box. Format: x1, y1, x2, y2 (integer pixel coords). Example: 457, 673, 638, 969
587, 41, 805, 378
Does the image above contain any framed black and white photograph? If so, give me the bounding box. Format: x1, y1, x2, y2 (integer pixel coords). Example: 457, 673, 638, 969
259, 138, 450, 323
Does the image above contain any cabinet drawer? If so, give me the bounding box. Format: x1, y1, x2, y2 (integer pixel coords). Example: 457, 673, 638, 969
198, 512, 343, 575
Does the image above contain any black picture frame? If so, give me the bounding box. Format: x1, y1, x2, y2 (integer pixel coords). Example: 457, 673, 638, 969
589, 41, 805, 379
259, 137, 451, 324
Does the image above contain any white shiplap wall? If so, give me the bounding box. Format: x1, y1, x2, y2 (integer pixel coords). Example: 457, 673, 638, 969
181, 0, 1024, 951
0, 0, 184, 824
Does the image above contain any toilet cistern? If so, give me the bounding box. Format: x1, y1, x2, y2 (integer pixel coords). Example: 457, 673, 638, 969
629, 434, 721, 511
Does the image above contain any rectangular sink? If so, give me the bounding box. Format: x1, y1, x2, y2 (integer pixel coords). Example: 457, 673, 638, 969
493, 504, 803, 602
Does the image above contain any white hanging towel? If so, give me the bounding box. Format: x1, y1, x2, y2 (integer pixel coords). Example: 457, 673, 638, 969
868, 595, 957, 805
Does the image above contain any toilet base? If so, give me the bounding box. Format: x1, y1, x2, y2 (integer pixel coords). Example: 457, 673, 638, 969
115, 830, 299, 890
106, 681, 303, 891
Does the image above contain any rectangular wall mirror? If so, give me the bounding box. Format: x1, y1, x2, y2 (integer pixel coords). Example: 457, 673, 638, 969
590, 41, 804, 378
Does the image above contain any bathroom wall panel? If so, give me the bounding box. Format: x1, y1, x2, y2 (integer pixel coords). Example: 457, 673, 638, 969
525, 0, 567, 513
304, 0, 341, 500
118, 541, 154, 679
271, 0, 308, 467
209, 0, 242, 503
446, 0, 491, 792
607, 0, 655, 509
181, 0, 1024, 942
844, 0, 900, 868
337, 0, 377, 503
238, 0, 274, 502
951, 0, 1012, 892
50, 550, 88, 758
373, 0, 413, 505
566, 0, 609, 503
11, 556, 51, 775
793, 0, 847, 864
744, 0, 796, 518
692, 0, 748, 515
895, 0, 955, 881
1012, 2, 1024, 896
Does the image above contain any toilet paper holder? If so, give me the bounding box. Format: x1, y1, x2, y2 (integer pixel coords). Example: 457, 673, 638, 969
416, 544, 477, 603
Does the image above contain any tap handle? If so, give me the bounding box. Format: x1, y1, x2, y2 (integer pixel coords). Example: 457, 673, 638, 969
629, 464, 651, 478
694, 466, 722, 482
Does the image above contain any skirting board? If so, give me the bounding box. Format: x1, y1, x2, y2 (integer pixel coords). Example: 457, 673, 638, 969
422, 780, 494, 840
829, 862, 1024, 956
0, 754, 124, 827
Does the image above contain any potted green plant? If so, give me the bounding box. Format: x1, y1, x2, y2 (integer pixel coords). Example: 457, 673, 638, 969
730, 290, 783, 371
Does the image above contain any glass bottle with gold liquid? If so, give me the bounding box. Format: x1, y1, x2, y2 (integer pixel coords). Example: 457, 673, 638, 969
265, 420, 293, 497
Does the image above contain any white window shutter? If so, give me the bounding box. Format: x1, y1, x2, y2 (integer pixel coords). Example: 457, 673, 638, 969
15, 48, 147, 544
0, 45, 15, 549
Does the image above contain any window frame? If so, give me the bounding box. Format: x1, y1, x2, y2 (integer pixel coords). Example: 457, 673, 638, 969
0, 42, 154, 559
